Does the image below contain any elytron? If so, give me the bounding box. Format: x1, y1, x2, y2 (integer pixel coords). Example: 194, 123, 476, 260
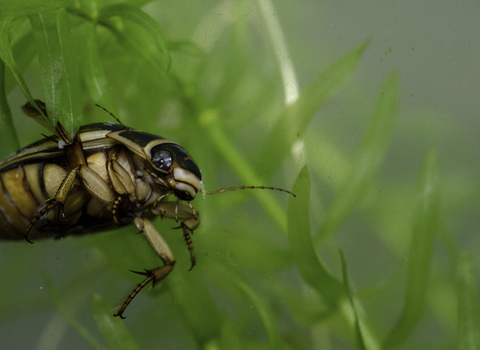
0, 100, 294, 318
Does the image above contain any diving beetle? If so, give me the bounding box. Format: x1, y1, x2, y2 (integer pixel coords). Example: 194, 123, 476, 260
0, 100, 294, 318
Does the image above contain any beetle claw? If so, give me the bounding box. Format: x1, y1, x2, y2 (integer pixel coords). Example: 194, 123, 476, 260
129, 269, 150, 276
113, 312, 127, 319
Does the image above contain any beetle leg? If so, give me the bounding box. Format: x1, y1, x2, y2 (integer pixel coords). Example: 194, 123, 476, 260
180, 226, 196, 271
114, 270, 155, 319
25, 165, 81, 242
24, 202, 60, 243
174, 201, 178, 222
107, 160, 135, 196
151, 202, 200, 231
112, 195, 124, 226
77, 165, 116, 206
26, 164, 118, 241
151, 202, 200, 271
187, 201, 199, 221
114, 217, 176, 319
134, 217, 175, 267
107, 160, 135, 226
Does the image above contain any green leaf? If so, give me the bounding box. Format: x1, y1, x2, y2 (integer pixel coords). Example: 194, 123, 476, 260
168, 40, 205, 59
199, 108, 290, 233
5, 30, 37, 94
217, 313, 243, 350
99, 4, 171, 70
81, 22, 118, 116
260, 38, 371, 175
0, 58, 19, 157
0, 0, 74, 21
209, 263, 289, 350
237, 281, 285, 350
383, 148, 440, 348
91, 293, 141, 350
340, 250, 367, 350
29, 8, 83, 137
287, 165, 345, 305
457, 252, 480, 350
0, 19, 44, 118
44, 276, 105, 349
100, 26, 174, 99
316, 71, 399, 242
209, 0, 252, 108
168, 267, 221, 345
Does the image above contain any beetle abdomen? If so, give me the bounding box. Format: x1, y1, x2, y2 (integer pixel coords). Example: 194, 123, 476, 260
0, 165, 40, 239
0, 161, 95, 240
0, 151, 122, 240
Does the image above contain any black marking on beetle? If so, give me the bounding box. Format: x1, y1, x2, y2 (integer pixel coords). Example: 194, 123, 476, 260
117, 130, 167, 149
153, 143, 202, 180
38, 162, 48, 203
21, 165, 40, 207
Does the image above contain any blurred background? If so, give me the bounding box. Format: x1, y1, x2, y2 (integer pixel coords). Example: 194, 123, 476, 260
0, 0, 478, 349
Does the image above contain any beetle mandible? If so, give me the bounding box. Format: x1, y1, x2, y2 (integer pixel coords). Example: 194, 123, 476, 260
0, 100, 294, 318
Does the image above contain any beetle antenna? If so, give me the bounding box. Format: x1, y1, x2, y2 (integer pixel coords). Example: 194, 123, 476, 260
204, 186, 296, 197
95, 104, 166, 173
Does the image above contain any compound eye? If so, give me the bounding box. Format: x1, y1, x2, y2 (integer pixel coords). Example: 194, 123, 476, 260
152, 149, 173, 171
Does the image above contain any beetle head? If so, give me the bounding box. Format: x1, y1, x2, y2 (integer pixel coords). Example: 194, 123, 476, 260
150, 143, 202, 201
94, 104, 203, 202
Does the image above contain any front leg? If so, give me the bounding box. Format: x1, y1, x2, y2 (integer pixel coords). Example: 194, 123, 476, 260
114, 217, 176, 319
152, 202, 200, 270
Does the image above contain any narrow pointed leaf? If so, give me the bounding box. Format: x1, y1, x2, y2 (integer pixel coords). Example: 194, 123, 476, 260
168, 40, 205, 59
217, 312, 243, 350
0, 19, 44, 118
93, 20, 173, 95
199, 108, 288, 233
168, 267, 221, 345
457, 252, 480, 350
81, 22, 118, 116
238, 281, 285, 350
340, 250, 367, 350
287, 165, 345, 305
317, 71, 399, 242
260, 38, 370, 174
29, 8, 83, 136
43, 276, 104, 349
0, 59, 19, 157
99, 4, 171, 70
0, 0, 73, 21
5, 31, 36, 94
384, 148, 439, 348
91, 293, 141, 350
